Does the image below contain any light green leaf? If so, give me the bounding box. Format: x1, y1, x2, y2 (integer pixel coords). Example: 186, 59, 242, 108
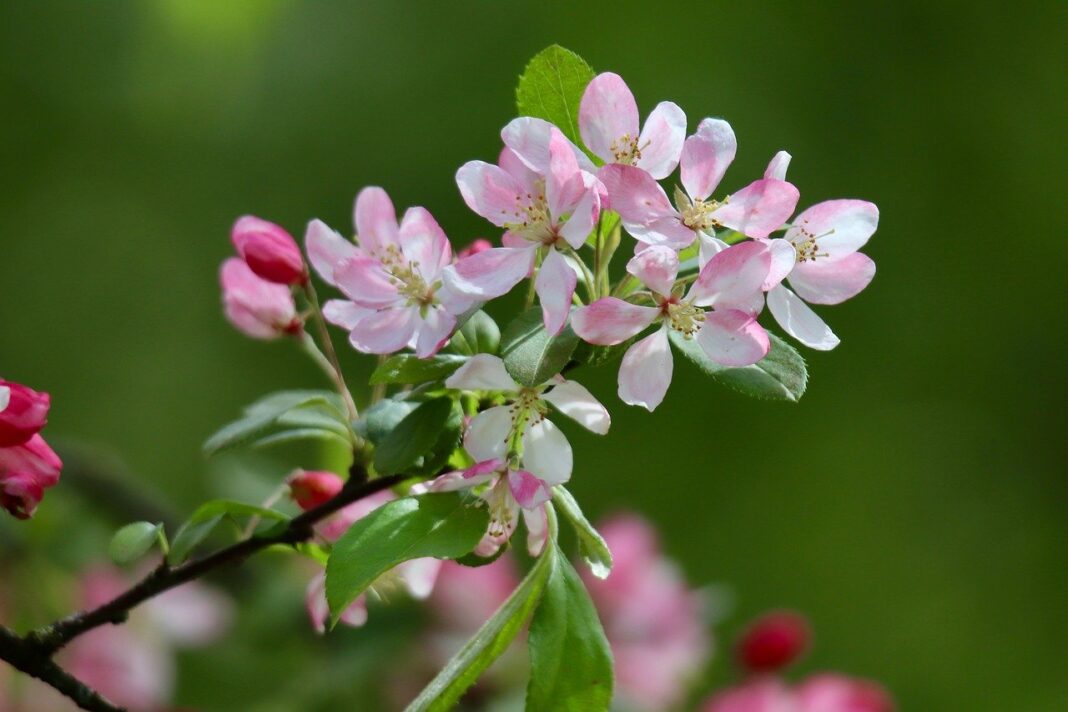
553, 487, 612, 579
526, 544, 614, 711
167, 500, 288, 565
108, 521, 163, 565
448, 310, 501, 356
370, 354, 468, 385
406, 539, 554, 711
500, 309, 579, 387
203, 390, 349, 455
515, 45, 595, 148
326, 492, 488, 621
669, 331, 808, 402
373, 397, 456, 475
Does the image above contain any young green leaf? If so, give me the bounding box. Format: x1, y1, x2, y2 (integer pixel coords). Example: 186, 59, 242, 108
325, 493, 488, 621
373, 397, 456, 475
526, 544, 614, 711
167, 500, 289, 565
448, 310, 501, 356
515, 45, 595, 148
108, 521, 164, 565
370, 354, 468, 385
553, 487, 612, 579
669, 331, 808, 402
406, 540, 555, 712
500, 308, 579, 387
203, 390, 349, 455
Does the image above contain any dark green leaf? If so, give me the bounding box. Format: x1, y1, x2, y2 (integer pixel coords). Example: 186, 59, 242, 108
325, 492, 489, 621
669, 331, 808, 402
515, 45, 595, 148
409, 399, 464, 477
553, 487, 612, 579
448, 310, 501, 356
203, 390, 349, 455
373, 397, 456, 475
108, 521, 163, 565
167, 500, 288, 565
455, 542, 508, 568
370, 354, 468, 385
354, 397, 419, 445
500, 308, 579, 387
527, 544, 614, 711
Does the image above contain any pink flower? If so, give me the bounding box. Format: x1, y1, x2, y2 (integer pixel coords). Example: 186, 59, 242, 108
572, 241, 772, 411
0, 434, 62, 519
430, 354, 609, 556
703, 675, 894, 712
579, 72, 687, 179
231, 215, 308, 285
457, 238, 494, 259
583, 515, 711, 712
287, 469, 344, 511
446, 123, 606, 335
0, 380, 50, 447
736, 611, 811, 673
219, 257, 301, 340
308, 187, 471, 358
599, 118, 799, 250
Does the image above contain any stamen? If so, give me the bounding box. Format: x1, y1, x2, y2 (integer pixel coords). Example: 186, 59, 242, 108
681, 197, 725, 232
665, 300, 706, 338
791, 220, 834, 263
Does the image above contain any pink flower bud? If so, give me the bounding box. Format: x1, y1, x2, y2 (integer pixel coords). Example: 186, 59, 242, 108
0, 434, 62, 519
231, 215, 307, 285
287, 470, 344, 510
736, 610, 810, 673
219, 258, 302, 340
457, 238, 493, 260
0, 380, 51, 447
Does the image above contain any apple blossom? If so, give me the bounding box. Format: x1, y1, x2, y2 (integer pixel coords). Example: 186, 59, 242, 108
430, 354, 609, 556
0, 434, 62, 519
447, 125, 606, 334
572, 241, 772, 410
219, 257, 301, 340
579, 72, 686, 179
600, 118, 799, 250
0, 379, 51, 447
702, 675, 894, 712
231, 215, 308, 285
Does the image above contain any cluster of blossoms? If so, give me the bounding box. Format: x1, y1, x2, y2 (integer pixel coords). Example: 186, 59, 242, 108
0, 379, 62, 519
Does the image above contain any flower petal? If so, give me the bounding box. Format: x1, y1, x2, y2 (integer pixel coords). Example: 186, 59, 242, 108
522, 505, 549, 557
535, 248, 577, 336
322, 300, 371, 330
501, 116, 596, 173
572, 297, 659, 346
333, 256, 400, 308
455, 161, 527, 227
414, 306, 456, 358
690, 241, 771, 312
579, 72, 641, 164
543, 379, 611, 435
522, 418, 573, 486
508, 469, 552, 510
618, 327, 674, 411
442, 246, 536, 299
399, 207, 452, 283
446, 354, 518, 392
766, 284, 840, 350
304, 219, 360, 286
464, 405, 513, 463
788, 252, 876, 305
353, 187, 399, 255
347, 307, 419, 355
786, 199, 879, 258
764, 150, 792, 180
763, 237, 798, 290
545, 127, 586, 221
626, 245, 679, 296
597, 164, 676, 227
714, 178, 800, 239
697, 309, 771, 366
557, 171, 604, 249
396, 558, 442, 600
636, 101, 687, 179
680, 118, 737, 201
698, 233, 729, 269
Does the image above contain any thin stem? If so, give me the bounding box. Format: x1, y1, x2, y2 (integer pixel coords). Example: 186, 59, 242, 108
370, 355, 388, 404
301, 282, 358, 420
0, 626, 120, 712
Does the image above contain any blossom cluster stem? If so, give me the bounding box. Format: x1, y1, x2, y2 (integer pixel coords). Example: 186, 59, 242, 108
300, 281, 359, 420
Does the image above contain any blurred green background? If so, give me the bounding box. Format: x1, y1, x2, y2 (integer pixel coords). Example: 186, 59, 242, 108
2, 0, 1066, 709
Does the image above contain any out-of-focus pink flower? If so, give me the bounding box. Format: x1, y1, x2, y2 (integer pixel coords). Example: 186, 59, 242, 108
231, 215, 307, 285
287, 469, 344, 511
703, 674, 894, 712
572, 241, 773, 411
736, 611, 810, 673
579, 72, 686, 179
0, 434, 62, 519
219, 257, 301, 340
457, 238, 494, 260
0, 381, 50, 447
430, 558, 521, 634
582, 514, 711, 712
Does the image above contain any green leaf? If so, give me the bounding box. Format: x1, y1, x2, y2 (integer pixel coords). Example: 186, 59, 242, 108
326, 492, 488, 620
167, 500, 289, 565
370, 354, 468, 385
448, 310, 501, 356
406, 541, 554, 712
500, 309, 579, 387
526, 544, 614, 711
553, 487, 612, 579
203, 390, 349, 456
373, 397, 456, 475
669, 331, 808, 402
410, 399, 464, 477
355, 397, 419, 445
108, 521, 163, 565
515, 45, 595, 148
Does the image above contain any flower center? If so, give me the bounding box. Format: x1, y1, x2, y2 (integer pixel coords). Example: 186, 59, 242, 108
379, 245, 435, 306
484, 478, 517, 539
503, 179, 555, 244
505, 387, 548, 459
609, 133, 647, 165
663, 299, 705, 338
790, 221, 834, 263
681, 197, 726, 232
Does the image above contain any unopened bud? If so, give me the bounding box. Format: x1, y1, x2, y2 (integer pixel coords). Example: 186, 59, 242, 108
287, 470, 344, 511
231, 215, 307, 285
736, 610, 810, 673
0, 381, 51, 447
457, 238, 493, 260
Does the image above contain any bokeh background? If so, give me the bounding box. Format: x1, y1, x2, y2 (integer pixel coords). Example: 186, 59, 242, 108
2, 0, 1066, 709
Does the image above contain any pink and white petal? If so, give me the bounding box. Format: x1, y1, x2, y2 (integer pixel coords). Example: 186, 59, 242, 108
535, 248, 577, 336
636, 101, 687, 179
396, 558, 442, 600
522, 505, 550, 557
463, 405, 513, 463
764, 237, 798, 290
463, 459, 505, 482
435, 281, 477, 315
767, 284, 840, 350
446, 353, 518, 392
501, 230, 528, 248
546, 128, 586, 220
348, 307, 419, 355
787, 199, 879, 258
498, 146, 541, 194
714, 178, 800, 239
501, 116, 596, 174
626, 245, 679, 296
571, 297, 659, 346
322, 300, 371, 330
353, 186, 399, 254
442, 246, 536, 299
680, 118, 737, 201
542, 380, 611, 435
597, 164, 677, 226
399, 207, 452, 282
557, 172, 604, 249
307, 574, 367, 633
305, 219, 360, 285
764, 150, 792, 181
690, 241, 772, 311
696, 309, 771, 366
334, 256, 401, 307
507, 469, 553, 510
474, 491, 519, 558
522, 418, 573, 486
429, 469, 483, 493
632, 216, 698, 250
618, 327, 674, 411
414, 306, 456, 358
698, 232, 730, 269
579, 72, 641, 164
455, 161, 528, 227
788, 252, 876, 305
